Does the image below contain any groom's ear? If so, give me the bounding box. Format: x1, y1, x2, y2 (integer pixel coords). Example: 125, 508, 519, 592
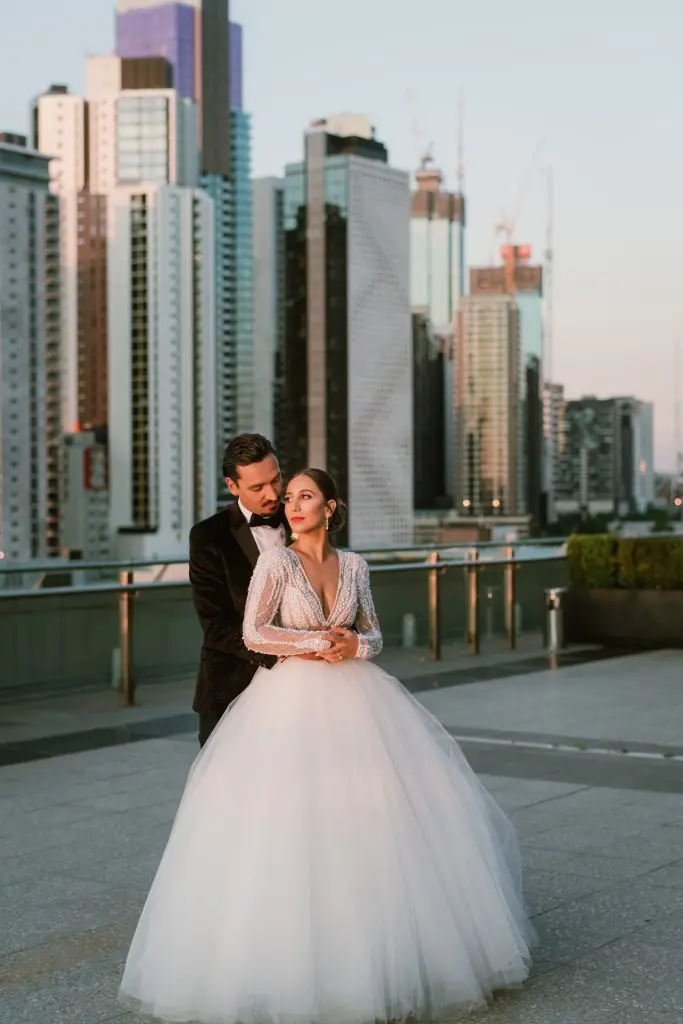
226, 477, 239, 498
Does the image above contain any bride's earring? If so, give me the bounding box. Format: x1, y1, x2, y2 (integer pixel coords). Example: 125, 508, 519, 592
290, 531, 298, 542
325, 514, 330, 532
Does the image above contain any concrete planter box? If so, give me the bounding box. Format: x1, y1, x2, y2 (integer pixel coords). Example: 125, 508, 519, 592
565, 588, 683, 648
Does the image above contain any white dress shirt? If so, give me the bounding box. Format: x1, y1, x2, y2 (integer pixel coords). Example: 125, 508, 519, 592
238, 499, 286, 555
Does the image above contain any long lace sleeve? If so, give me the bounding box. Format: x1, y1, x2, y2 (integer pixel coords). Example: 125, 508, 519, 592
353, 556, 383, 660
243, 549, 332, 657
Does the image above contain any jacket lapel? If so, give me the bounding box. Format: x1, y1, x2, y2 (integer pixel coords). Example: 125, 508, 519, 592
228, 503, 260, 570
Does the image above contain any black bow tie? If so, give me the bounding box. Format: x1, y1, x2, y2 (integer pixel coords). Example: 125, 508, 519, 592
249, 509, 284, 529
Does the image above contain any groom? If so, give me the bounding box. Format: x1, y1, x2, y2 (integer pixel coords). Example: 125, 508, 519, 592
189, 433, 356, 746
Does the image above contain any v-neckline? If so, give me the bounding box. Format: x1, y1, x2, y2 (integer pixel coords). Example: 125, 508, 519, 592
288, 547, 344, 624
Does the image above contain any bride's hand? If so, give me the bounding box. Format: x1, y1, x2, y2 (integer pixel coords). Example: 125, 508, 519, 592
319, 628, 359, 662
292, 630, 337, 661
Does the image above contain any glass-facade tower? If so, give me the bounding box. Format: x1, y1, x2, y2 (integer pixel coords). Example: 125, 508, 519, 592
282, 118, 413, 549
410, 163, 465, 506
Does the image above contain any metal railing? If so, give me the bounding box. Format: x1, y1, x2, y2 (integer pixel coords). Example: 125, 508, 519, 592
0, 536, 565, 578
0, 546, 565, 707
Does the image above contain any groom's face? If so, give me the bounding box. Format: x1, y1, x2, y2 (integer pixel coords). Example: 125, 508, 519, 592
227, 454, 283, 517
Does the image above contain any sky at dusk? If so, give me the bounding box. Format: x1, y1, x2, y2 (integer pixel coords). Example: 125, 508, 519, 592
1, 0, 682, 468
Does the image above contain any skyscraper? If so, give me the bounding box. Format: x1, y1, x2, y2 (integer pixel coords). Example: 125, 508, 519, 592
115, 0, 230, 175
87, 60, 218, 557
454, 288, 522, 516
115, 1, 255, 502
252, 176, 285, 442
468, 252, 544, 521
108, 183, 216, 557
32, 86, 88, 435
282, 115, 413, 548
410, 159, 465, 333
0, 135, 61, 563
231, 105, 254, 435
410, 158, 465, 503
412, 312, 448, 510
34, 59, 192, 440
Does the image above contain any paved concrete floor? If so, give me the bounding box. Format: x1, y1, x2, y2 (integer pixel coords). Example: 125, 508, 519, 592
2, 650, 683, 1023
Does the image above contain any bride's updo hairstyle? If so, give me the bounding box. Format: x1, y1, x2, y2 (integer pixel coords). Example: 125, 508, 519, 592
292, 468, 347, 534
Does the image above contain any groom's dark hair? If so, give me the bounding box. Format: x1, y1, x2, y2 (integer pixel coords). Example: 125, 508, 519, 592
223, 434, 277, 481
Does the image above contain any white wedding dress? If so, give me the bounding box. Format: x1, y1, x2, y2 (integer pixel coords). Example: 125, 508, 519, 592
119, 547, 534, 1024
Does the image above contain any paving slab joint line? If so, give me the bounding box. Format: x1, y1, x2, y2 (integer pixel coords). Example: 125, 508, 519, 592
450, 731, 683, 762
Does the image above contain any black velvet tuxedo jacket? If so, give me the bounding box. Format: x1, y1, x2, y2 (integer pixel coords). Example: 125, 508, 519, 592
189, 502, 283, 715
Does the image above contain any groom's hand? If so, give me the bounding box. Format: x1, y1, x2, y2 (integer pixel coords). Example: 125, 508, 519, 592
319, 628, 359, 662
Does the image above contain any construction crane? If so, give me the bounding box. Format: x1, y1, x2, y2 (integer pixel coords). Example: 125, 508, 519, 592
492, 138, 544, 293
405, 89, 434, 176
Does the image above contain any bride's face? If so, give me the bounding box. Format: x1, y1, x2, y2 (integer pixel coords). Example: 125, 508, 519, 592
285, 475, 335, 535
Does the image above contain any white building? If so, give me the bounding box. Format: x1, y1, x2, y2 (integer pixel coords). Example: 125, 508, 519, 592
0, 136, 62, 564
252, 176, 284, 442
103, 74, 214, 558
283, 118, 413, 548
108, 184, 216, 559
346, 157, 412, 547
36, 55, 217, 559
454, 293, 523, 515
33, 86, 87, 434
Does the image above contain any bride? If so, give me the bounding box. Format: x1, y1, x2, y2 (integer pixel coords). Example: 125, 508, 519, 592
119, 469, 535, 1024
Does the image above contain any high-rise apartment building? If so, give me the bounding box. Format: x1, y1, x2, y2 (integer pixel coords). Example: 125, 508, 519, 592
282, 115, 413, 548
0, 136, 61, 563
231, 106, 254, 435
410, 159, 465, 503
115, 2, 256, 503
83, 56, 218, 557
34, 59, 187, 439
454, 289, 522, 515
32, 86, 88, 434
469, 252, 544, 521
555, 396, 655, 516
108, 184, 216, 558
252, 176, 285, 443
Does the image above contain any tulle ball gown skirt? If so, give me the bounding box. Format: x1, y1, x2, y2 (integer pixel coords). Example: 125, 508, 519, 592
119, 658, 535, 1024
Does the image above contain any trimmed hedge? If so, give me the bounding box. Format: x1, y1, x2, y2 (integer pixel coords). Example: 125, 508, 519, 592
567, 535, 683, 591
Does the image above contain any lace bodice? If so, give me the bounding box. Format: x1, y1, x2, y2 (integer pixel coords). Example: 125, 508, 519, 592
243, 547, 383, 660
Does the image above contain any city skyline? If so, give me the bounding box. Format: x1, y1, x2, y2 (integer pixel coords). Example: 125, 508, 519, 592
2, 0, 679, 468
